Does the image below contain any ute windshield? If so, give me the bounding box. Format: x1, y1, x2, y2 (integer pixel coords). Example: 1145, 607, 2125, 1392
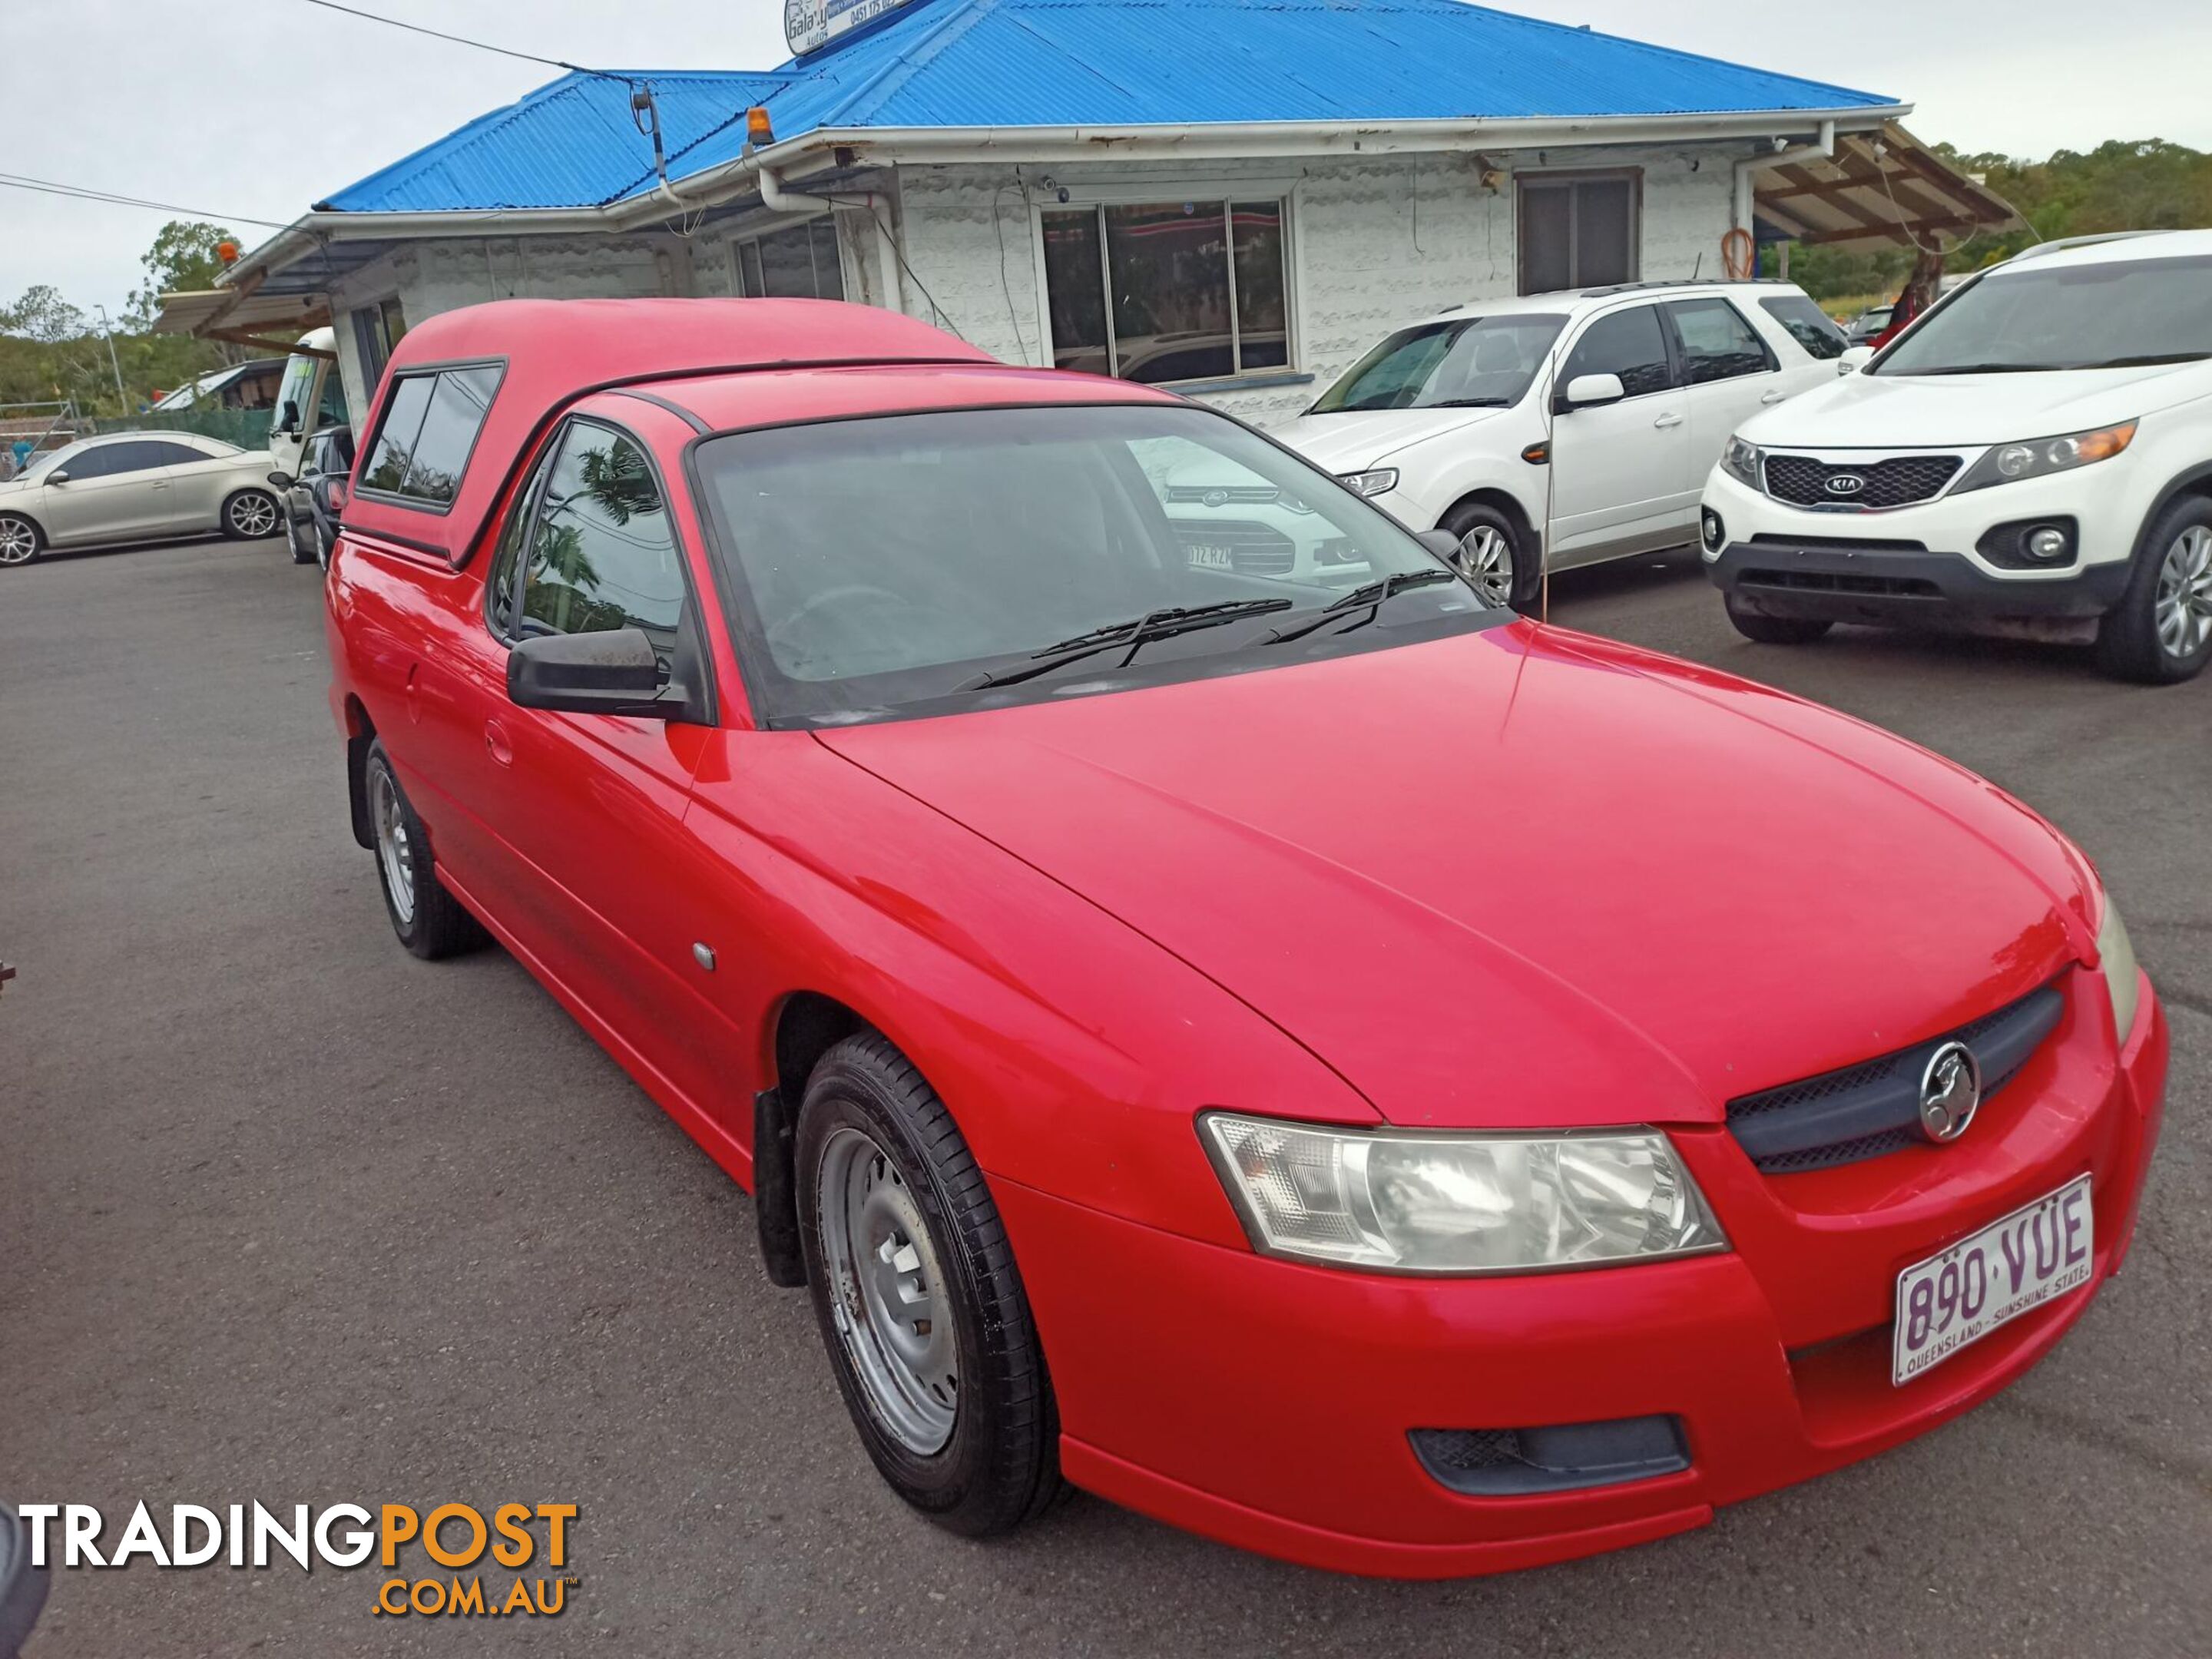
695, 402, 1501, 727
1875, 253, 2212, 375
1307, 313, 1566, 412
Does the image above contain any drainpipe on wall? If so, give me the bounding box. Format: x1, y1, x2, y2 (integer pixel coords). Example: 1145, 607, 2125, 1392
1734, 119, 1836, 240
757, 167, 904, 316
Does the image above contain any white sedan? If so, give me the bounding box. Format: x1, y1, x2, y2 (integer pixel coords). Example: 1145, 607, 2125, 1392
0, 432, 285, 567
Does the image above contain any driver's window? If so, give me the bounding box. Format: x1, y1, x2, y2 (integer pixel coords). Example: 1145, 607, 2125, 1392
516, 422, 686, 680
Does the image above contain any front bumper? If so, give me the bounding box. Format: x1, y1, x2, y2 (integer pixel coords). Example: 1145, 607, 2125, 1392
998, 977, 2168, 1578
1701, 468, 2133, 624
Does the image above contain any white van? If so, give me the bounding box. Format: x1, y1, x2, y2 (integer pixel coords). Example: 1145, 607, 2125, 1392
267, 327, 348, 478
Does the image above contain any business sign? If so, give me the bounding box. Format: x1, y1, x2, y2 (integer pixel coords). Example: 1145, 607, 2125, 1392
785, 0, 920, 55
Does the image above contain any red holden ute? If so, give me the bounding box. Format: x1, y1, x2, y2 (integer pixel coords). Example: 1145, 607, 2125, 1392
326, 299, 2167, 1578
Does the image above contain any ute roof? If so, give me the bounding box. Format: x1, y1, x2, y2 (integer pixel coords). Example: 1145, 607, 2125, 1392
626, 361, 1175, 435
346, 298, 990, 565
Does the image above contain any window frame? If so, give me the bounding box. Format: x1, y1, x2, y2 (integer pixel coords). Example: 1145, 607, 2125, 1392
1555, 300, 1680, 407
1661, 296, 1780, 385
730, 214, 847, 301
1515, 169, 1644, 296
480, 412, 719, 725
68, 440, 167, 479
1028, 177, 1304, 389
353, 356, 508, 517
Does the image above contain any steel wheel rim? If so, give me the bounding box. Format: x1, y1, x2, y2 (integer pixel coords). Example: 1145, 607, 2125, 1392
0, 518, 35, 565
816, 1125, 958, 1455
1452, 525, 1515, 607
230, 494, 278, 537
2154, 525, 2212, 659
369, 767, 417, 926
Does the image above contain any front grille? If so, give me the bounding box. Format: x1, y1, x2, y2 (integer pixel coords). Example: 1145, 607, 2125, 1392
1738, 568, 1942, 599
1409, 1417, 1689, 1497
1764, 453, 1962, 510
1727, 982, 2066, 1174
1747, 533, 1930, 554
1170, 518, 1296, 575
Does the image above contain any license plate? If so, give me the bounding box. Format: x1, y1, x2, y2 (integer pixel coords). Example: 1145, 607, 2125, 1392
1184, 545, 1236, 571
1892, 1175, 2093, 1385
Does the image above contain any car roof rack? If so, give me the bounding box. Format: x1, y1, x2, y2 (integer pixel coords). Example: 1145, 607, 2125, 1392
2005, 230, 2171, 263
1574, 278, 1793, 298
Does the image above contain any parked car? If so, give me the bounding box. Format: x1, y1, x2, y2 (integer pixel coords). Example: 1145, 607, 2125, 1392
1702, 228, 2212, 683
1277, 281, 1846, 610
1844, 303, 1894, 346
266, 327, 349, 482
276, 424, 355, 569
0, 431, 283, 566
149, 356, 286, 413
329, 297, 2164, 1580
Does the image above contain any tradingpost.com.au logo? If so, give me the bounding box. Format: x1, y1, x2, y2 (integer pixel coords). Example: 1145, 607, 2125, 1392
18, 1501, 579, 1619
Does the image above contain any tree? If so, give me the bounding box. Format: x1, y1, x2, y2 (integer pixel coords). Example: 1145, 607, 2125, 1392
0, 284, 88, 343
125, 220, 238, 329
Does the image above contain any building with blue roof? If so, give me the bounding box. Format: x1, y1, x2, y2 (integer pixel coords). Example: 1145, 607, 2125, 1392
168, 0, 2012, 431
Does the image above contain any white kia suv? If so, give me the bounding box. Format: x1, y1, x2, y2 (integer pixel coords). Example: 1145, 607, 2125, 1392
1702, 230, 2212, 684
1277, 282, 1846, 609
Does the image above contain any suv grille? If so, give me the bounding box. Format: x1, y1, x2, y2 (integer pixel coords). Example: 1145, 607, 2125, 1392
1727, 982, 2065, 1174
1764, 453, 1962, 510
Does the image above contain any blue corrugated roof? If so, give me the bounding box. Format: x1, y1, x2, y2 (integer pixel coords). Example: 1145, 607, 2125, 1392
324, 0, 1893, 215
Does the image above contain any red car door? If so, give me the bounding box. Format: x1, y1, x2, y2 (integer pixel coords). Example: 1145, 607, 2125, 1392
464, 414, 745, 1129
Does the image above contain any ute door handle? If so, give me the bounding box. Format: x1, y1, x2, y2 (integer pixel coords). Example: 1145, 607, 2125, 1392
484, 720, 514, 767
1653, 412, 1684, 429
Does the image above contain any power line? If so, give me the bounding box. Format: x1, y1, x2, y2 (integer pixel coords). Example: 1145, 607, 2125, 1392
0, 173, 292, 230
296, 0, 631, 82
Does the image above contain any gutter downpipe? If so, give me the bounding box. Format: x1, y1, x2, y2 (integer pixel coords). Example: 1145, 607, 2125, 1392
756, 165, 905, 316
1735, 118, 1836, 238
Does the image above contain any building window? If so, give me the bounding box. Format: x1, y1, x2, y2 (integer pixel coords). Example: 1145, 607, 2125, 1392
733, 220, 845, 300
1517, 173, 1639, 295
350, 296, 408, 387
1041, 199, 1290, 384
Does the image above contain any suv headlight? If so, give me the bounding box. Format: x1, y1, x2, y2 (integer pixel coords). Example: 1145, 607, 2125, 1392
1198, 1113, 1726, 1275
1339, 469, 1399, 498
1721, 435, 1764, 490
1955, 420, 2137, 493
2098, 888, 2142, 1041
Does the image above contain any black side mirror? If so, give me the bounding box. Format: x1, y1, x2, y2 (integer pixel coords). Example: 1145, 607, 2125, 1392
1416, 528, 1462, 562
507, 627, 690, 720
267, 471, 296, 491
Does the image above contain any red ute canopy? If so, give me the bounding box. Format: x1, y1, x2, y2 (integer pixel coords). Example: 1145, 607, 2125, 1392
345, 298, 993, 565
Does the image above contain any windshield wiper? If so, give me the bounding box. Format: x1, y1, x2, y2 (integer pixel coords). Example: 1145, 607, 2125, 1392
1422, 397, 1512, 408
2079, 352, 2212, 369
1902, 363, 2065, 376
1265, 568, 1460, 645
955, 598, 1293, 690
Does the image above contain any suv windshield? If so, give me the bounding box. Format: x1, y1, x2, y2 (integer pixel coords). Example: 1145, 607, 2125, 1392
1875, 253, 2212, 374
1308, 313, 1565, 412
695, 403, 1499, 727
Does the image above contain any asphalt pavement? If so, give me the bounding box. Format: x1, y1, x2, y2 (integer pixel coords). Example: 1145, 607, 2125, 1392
2, 535, 2207, 1656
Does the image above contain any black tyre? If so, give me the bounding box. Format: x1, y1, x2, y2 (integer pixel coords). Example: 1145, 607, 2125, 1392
221, 488, 283, 541
286, 510, 316, 565
2095, 496, 2212, 685
796, 1033, 1065, 1537
362, 738, 485, 960
316, 519, 335, 573
1725, 596, 1833, 645
1438, 498, 1538, 614
0, 512, 41, 568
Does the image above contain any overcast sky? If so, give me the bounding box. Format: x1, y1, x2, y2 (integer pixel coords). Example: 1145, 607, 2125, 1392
9, 0, 2210, 320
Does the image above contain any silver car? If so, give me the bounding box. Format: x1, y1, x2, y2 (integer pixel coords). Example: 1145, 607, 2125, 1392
0, 432, 284, 568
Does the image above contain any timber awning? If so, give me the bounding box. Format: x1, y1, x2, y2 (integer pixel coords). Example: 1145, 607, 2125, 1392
153, 286, 333, 355
1753, 122, 2022, 251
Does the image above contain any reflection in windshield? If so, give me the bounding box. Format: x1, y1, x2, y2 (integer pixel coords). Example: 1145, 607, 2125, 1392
1876, 254, 2212, 375
1309, 314, 1565, 413
697, 404, 1501, 726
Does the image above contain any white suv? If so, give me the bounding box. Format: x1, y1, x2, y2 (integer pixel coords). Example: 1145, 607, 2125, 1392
1703, 230, 2212, 684
1277, 281, 1846, 608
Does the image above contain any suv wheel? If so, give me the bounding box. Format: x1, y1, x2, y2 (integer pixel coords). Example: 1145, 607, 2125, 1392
1724, 596, 1833, 645
2098, 500, 2212, 684
796, 1034, 1065, 1536
1439, 501, 1535, 613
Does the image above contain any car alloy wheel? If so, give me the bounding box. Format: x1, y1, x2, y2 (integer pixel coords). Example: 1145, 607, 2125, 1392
369, 764, 417, 928
227, 492, 280, 538
1451, 524, 1515, 608
815, 1124, 959, 1455
0, 516, 37, 567
2154, 524, 2212, 661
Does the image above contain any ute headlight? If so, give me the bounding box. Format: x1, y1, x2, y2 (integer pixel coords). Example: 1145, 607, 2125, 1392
1198, 1113, 1727, 1275
1339, 468, 1399, 498
2098, 888, 2142, 1041
1721, 435, 1765, 490
1955, 420, 2137, 492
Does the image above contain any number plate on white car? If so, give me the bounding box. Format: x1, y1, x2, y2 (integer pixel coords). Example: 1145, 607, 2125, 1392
1184, 545, 1236, 571
1892, 1175, 2093, 1386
